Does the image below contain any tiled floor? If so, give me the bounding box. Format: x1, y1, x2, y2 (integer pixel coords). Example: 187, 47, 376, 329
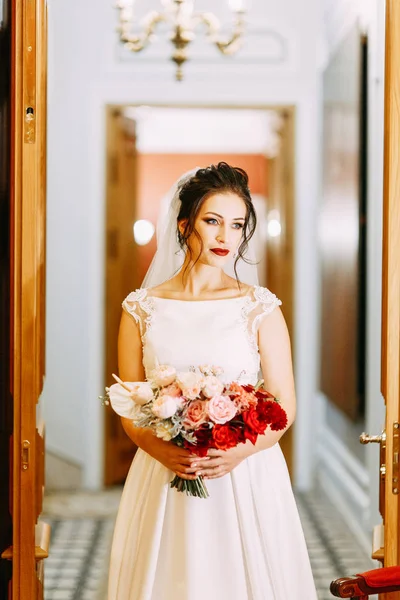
295, 488, 377, 600
42, 486, 376, 600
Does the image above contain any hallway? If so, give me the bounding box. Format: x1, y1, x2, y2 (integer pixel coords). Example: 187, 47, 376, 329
41, 486, 375, 600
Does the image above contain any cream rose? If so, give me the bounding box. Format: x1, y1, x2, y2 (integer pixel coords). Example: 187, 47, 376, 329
202, 375, 224, 399
152, 394, 179, 419
161, 383, 185, 409
160, 383, 182, 397
207, 394, 237, 424
128, 382, 154, 405
150, 365, 177, 387
155, 421, 175, 442
199, 364, 224, 377
176, 371, 204, 400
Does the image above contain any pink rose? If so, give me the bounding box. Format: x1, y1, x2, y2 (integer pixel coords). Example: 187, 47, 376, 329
161, 383, 185, 409
207, 395, 237, 424
202, 375, 224, 399
182, 399, 209, 430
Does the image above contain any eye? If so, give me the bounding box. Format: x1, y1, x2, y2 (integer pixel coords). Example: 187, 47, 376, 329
232, 222, 244, 229
204, 218, 218, 225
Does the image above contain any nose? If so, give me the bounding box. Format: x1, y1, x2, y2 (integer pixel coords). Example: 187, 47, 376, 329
216, 224, 230, 245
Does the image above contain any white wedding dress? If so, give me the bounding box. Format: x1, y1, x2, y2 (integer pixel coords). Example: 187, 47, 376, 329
108, 285, 318, 600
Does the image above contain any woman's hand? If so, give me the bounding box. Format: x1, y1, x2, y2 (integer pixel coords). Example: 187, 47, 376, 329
142, 432, 209, 480
191, 443, 254, 480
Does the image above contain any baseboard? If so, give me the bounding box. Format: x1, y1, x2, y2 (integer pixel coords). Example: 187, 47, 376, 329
46, 448, 83, 491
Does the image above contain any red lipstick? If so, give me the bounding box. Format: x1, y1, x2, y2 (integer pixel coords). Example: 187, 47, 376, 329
210, 248, 230, 256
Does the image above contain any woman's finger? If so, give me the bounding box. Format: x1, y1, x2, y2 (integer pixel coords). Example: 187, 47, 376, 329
180, 463, 200, 474
174, 471, 199, 480
181, 455, 210, 466
207, 449, 224, 457
203, 465, 226, 479
198, 463, 225, 478
205, 471, 226, 479
193, 457, 221, 469
178, 456, 198, 466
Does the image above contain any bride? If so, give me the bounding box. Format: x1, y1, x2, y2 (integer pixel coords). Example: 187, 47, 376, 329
107, 162, 318, 599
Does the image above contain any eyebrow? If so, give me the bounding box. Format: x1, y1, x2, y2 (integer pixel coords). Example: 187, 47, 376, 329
204, 212, 245, 221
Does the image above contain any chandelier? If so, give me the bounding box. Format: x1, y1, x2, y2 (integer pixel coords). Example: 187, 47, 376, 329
116, 0, 247, 81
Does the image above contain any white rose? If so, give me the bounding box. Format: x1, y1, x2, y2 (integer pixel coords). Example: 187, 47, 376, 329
202, 375, 224, 398
152, 394, 179, 419
150, 365, 177, 387
128, 382, 154, 405
176, 371, 204, 400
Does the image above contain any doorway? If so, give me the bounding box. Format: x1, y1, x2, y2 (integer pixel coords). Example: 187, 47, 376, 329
103, 104, 296, 486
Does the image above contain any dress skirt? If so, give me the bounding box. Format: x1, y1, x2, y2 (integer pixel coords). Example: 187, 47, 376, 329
108, 443, 318, 600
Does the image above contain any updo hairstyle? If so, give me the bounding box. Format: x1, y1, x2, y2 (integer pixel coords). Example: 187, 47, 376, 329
177, 162, 257, 286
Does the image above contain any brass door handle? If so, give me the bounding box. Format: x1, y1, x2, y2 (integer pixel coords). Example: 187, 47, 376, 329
359, 431, 386, 444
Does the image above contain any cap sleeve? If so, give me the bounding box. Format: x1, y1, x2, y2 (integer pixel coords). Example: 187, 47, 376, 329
121, 288, 150, 339
249, 285, 282, 334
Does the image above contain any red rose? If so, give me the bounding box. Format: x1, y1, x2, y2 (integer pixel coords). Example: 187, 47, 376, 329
258, 401, 288, 431
244, 427, 258, 445
242, 407, 268, 435
184, 424, 213, 457
212, 424, 242, 450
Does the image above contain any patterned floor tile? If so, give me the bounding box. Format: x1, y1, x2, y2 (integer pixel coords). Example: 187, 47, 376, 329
41, 485, 377, 600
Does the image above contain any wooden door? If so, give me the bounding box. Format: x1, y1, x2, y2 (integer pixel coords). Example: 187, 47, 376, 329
377, 0, 400, 582
104, 108, 140, 486
0, 0, 50, 599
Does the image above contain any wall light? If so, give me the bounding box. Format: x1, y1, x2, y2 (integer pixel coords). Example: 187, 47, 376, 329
266, 209, 282, 238
133, 219, 155, 245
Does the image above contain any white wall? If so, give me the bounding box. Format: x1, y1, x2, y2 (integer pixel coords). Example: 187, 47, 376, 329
43, 0, 321, 488
316, 0, 386, 549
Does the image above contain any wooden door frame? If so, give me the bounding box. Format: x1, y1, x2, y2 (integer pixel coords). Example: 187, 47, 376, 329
1, 1, 50, 598
380, 0, 400, 570
103, 103, 296, 480
104, 107, 139, 486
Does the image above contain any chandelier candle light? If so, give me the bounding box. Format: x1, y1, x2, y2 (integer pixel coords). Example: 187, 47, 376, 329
116, 0, 247, 80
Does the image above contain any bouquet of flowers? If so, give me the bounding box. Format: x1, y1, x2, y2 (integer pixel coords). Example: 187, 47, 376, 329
105, 364, 288, 499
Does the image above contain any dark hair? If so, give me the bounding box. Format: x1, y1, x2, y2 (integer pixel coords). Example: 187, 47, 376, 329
176, 162, 257, 288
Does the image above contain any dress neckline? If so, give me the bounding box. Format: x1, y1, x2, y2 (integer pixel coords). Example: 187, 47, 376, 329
144, 285, 256, 303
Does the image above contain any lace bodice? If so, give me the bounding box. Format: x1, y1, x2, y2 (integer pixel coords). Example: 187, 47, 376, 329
122, 285, 282, 386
